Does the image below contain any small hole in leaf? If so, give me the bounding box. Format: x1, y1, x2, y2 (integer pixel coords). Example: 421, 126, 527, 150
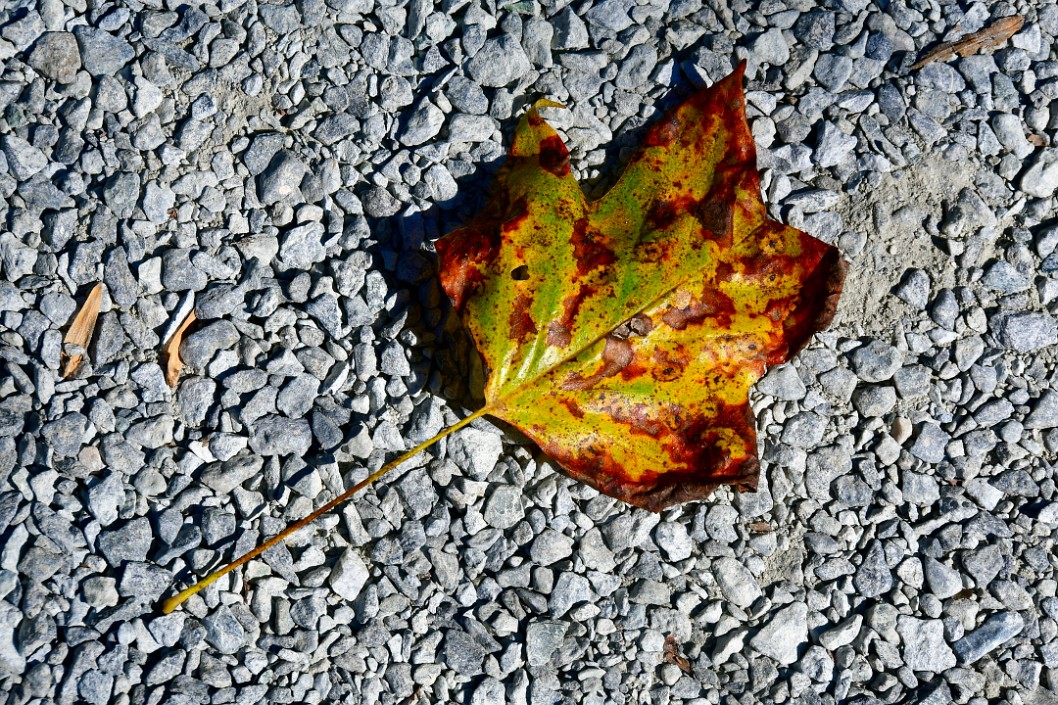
511, 265, 530, 281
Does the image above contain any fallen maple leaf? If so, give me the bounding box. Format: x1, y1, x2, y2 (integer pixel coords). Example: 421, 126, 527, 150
436, 61, 846, 510
160, 61, 846, 613
162, 309, 197, 387
61, 283, 103, 378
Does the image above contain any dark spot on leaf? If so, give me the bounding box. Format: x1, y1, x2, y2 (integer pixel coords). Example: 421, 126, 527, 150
547, 321, 572, 348
651, 350, 686, 382
558, 397, 585, 419
643, 114, 680, 148
647, 194, 699, 231
539, 134, 570, 177
662, 287, 736, 330
508, 293, 537, 343
559, 336, 634, 390
511, 264, 530, 280
435, 226, 499, 311
696, 198, 733, 241
570, 218, 616, 275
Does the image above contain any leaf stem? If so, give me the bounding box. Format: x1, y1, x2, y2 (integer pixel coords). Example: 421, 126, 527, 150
160, 405, 491, 614
163, 270, 691, 613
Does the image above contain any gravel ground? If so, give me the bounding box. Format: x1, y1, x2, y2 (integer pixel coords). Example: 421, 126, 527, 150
1, 0, 1058, 704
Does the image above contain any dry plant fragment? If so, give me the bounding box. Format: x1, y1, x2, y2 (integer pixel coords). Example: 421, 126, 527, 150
61, 283, 103, 378
163, 310, 197, 388
911, 15, 1024, 70
663, 635, 693, 675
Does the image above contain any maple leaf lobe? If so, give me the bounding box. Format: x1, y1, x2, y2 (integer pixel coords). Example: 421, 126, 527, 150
437, 61, 847, 511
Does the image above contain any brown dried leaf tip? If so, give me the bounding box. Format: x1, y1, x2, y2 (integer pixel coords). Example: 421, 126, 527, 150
163, 310, 197, 388
911, 15, 1024, 70
663, 635, 693, 675
61, 283, 103, 379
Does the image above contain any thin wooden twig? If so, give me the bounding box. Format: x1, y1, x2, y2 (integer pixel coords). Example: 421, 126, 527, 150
911, 16, 1024, 70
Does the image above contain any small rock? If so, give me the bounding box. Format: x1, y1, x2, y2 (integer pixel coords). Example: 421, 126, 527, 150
470, 678, 505, 705
442, 630, 486, 676
204, 604, 245, 655
922, 557, 963, 599
750, 603, 808, 665
248, 416, 312, 456
330, 548, 370, 602
756, 364, 806, 400
752, 28, 789, 66
2, 135, 48, 180
819, 614, 862, 650
258, 151, 306, 205
814, 122, 857, 168
962, 544, 1004, 587
897, 616, 956, 672
362, 187, 401, 218
849, 340, 903, 382
103, 172, 141, 219
280, 223, 326, 269
952, 605, 1024, 660
161, 249, 207, 292
88, 470, 124, 525
28, 32, 81, 83
553, 7, 589, 50
991, 113, 1034, 159
276, 374, 319, 417
794, 10, 835, 50
73, 26, 135, 75
530, 529, 574, 565
781, 411, 827, 448
41, 412, 87, 457
712, 557, 762, 608
180, 320, 239, 367
82, 576, 119, 609
893, 268, 931, 308
445, 76, 489, 115
483, 485, 524, 530
465, 35, 531, 87
98, 517, 153, 564
549, 571, 593, 617
615, 44, 658, 90
909, 422, 950, 464
900, 469, 938, 505
993, 313, 1057, 353
852, 385, 897, 417
448, 427, 503, 479
1020, 149, 1058, 198
526, 620, 567, 667
814, 54, 853, 91
655, 522, 692, 562
1026, 391, 1058, 429
982, 261, 1029, 293
259, 4, 300, 33
854, 540, 892, 598
400, 100, 445, 146
119, 562, 170, 602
